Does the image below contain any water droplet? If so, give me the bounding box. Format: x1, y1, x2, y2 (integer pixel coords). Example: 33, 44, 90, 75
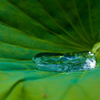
32, 51, 96, 73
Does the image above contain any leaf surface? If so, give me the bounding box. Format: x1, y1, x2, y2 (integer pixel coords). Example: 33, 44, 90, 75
0, 0, 100, 100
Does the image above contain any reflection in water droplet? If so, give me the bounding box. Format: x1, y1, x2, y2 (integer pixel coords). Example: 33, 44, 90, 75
32, 51, 96, 73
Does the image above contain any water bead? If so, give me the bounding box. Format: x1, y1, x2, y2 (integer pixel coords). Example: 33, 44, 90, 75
32, 51, 96, 72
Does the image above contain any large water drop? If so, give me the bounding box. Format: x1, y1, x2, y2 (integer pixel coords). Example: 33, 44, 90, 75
32, 51, 96, 72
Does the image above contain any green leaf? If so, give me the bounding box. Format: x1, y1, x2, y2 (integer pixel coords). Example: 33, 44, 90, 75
0, 0, 100, 100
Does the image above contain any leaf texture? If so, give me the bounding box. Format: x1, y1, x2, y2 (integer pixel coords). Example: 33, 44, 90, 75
0, 0, 100, 100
